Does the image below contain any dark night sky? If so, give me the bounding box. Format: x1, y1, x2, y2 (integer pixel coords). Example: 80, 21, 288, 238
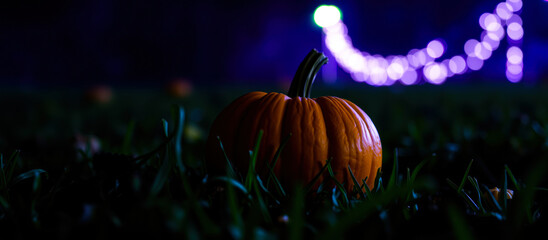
1, 0, 547, 88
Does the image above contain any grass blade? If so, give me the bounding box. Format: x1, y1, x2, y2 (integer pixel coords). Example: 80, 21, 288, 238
410, 160, 427, 184
12, 169, 47, 186
225, 175, 244, 235
482, 185, 502, 212
447, 178, 480, 212
304, 158, 332, 193
253, 175, 272, 223
172, 105, 186, 174
504, 165, 520, 191
268, 133, 291, 177
362, 178, 372, 200
468, 176, 485, 213
0, 154, 7, 193
447, 203, 475, 240
326, 162, 349, 208
31, 170, 43, 227
265, 161, 286, 198
6, 150, 21, 181
150, 149, 172, 196
162, 119, 169, 137
0, 195, 9, 211
134, 121, 177, 164
210, 176, 250, 197
265, 133, 291, 194
150, 105, 187, 196
348, 165, 366, 199
374, 168, 383, 192
319, 185, 406, 240
245, 130, 264, 190
217, 136, 238, 179
458, 159, 474, 192
289, 184, 304, 240
134, 105, 185, 166
32, 170, 43, 193
121, 120, 136, 154
1, 150, 22, 192
406, 167, 411, 184
521, 159, 547, 224
387, 148, 399, 190
446, 178, 459, 190
502, 169, 508, 215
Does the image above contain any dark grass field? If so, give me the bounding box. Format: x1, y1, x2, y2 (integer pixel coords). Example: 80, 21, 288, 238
1, 82, 547, 239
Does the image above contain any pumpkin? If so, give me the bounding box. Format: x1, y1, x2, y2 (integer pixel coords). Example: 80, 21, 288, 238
484, 187, 514, 202
85, 85, 113, 104
205, 49, 382, 192
166, 78, 193, 98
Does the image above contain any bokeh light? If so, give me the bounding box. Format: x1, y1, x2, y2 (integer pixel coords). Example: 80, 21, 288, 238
506, 0, 523, 12
507, 61, 523, 75
507, 46, 523, 64
400, 70, 418, 85
474, 41, 493, 60
318, 0, 525, 86
314, 5, 342, 28
464, 39, 479, 56
448, 56, 467, 74
481, 33, 501, 50
387, 60, 405, 80
424, 63, 447, 85
506, 69, 523, 83
506, 14, 522, 26
426, 40, 445, 59
407, 49, 420, 68
467, 56, 484, 71
507, 22, 524, 40
480, 14, 502, 32
484, 26, 505, 42
496, 2, 514, 20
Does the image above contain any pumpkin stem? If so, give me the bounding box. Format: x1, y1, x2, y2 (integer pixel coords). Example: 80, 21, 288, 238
288, 49, 328, 98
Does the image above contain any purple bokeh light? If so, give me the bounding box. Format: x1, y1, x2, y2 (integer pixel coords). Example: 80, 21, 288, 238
507, 22, 524, 40
464, 39, 480, 56
480, 14, 502, 32
506, 62, 523, 75
449, 56, 467, 74
482, 32, 502, 50
506, 69, 523, 83
474, 41, 493, 60
507, 47, 523, 64
424, 63, 447, 84
466, 56, 484, 71
484, 26, 505, 42
496, 2, 514, 20
319, 0, 524, 85
426, 40, 445, 59
400, 70, 418, 85
506, 14, 522, 26
387, 58, 406, 80
506, 0, 523, 12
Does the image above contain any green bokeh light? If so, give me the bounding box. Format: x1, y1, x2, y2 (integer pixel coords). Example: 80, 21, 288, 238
313, 5, 341, 28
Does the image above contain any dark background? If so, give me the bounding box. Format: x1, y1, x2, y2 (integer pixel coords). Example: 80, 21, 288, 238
1, 0, 547, 88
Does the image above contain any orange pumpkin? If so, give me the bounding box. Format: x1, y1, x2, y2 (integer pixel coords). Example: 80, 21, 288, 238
205, 49, 382, 192
166, 78, 193, 98
85, 85, 113, 104
484, 187, 514, 202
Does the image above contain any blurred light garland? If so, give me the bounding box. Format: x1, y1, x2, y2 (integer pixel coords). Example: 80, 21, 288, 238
316, 0, 524, 85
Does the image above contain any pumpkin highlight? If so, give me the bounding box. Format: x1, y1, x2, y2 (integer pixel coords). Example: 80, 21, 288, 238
205, 49, 382, 192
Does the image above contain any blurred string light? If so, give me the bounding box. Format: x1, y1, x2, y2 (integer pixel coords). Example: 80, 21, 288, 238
315, 0, 524, 85
313, 5, 342, 28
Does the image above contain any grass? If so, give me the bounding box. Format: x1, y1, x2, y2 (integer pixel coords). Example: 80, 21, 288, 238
0, 83, 547, 239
